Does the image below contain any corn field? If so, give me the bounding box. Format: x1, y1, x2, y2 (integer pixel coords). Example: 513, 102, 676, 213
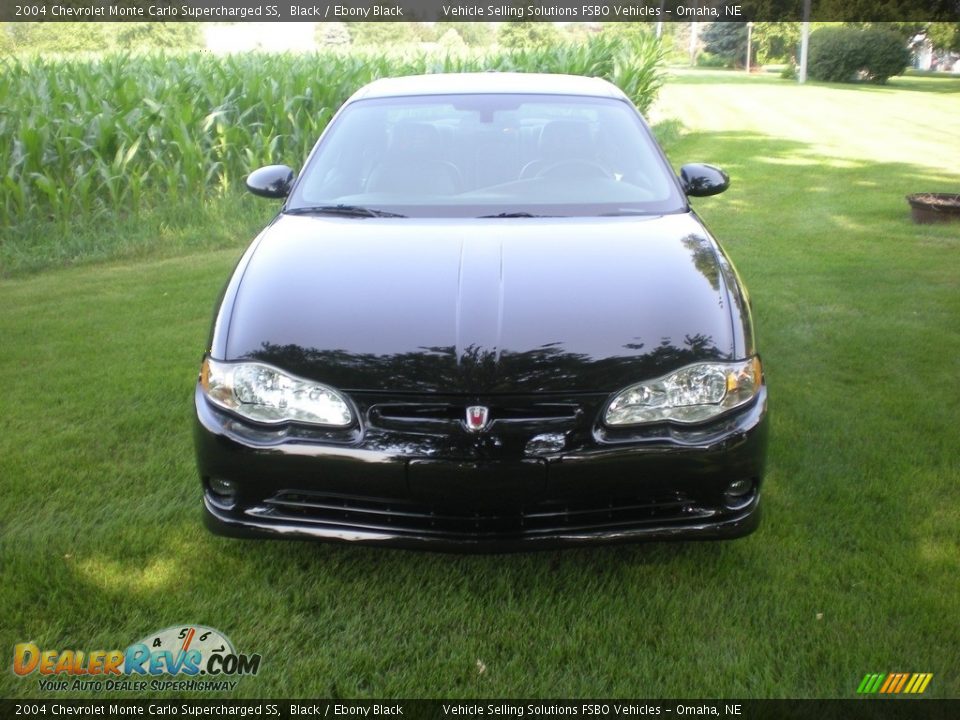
0, 36, 663, 254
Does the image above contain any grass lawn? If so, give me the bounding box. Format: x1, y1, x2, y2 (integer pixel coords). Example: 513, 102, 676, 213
2, 69, 959, 700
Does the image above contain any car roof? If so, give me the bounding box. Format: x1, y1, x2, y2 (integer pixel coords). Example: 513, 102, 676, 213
348, 72, 628, 102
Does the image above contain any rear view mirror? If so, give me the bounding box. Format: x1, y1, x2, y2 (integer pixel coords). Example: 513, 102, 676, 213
680, 163, 730, 197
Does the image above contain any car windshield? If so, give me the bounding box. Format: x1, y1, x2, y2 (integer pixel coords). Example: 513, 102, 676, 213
286, 93, 687, 218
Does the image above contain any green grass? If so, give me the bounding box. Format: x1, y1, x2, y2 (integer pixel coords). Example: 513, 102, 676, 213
1, 68, 959, 700
1, 193, 276, 278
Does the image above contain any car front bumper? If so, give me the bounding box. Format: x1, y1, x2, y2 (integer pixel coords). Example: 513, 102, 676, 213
194, 385, 768, 552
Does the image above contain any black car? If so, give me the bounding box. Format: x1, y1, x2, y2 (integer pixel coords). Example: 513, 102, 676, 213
194, 72, 768, 550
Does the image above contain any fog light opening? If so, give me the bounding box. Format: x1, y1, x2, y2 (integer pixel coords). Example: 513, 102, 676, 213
525, 432, 566, 456
723, 478, 756, 510
207, 477, 238, 508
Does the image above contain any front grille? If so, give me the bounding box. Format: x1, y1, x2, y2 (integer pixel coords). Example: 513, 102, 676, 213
369, 401, 582, 433
248, 490, 716, 539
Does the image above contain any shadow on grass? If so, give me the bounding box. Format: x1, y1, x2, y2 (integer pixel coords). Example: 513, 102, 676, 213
662, 130, 960, 222
667, 67, 960, 95
848, 75, 960, 96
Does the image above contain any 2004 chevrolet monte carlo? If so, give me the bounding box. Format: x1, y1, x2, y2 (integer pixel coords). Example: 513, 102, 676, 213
194, 72, 768, 551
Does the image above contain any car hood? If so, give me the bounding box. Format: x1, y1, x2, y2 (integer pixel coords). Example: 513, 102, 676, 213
221, 213, 742, 394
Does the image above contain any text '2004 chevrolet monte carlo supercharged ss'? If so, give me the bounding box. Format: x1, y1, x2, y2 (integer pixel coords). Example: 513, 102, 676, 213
194, 72, 768, 551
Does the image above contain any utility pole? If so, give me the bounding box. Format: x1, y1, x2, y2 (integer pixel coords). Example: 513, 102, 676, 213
746, 22, 753, 73
799, 0, 811, 83
689, 22, 698, 66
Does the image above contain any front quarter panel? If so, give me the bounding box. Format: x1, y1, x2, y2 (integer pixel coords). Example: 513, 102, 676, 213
206, 220, 277, 359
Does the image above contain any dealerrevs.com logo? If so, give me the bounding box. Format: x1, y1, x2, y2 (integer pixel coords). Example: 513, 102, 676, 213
13, 625, 261, 692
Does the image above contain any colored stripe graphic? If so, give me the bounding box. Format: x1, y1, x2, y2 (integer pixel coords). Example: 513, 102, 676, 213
858, 673, 932, 694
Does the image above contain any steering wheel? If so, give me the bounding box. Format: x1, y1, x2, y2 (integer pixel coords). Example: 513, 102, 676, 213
537, 159, 613, 180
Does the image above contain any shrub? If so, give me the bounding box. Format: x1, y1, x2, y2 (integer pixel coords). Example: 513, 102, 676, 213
808, 26, 909, 84
858, 28, 913, 82
696, 51, 730, 68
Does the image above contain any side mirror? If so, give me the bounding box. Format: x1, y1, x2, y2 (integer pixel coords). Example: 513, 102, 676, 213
680, 163, 730, 197
246, 165, 295, 199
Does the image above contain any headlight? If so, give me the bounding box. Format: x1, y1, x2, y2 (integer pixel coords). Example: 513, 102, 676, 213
604, 357, 762, 426
199, 357, 353, 426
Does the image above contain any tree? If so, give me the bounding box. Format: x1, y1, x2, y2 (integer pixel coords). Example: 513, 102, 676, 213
315, 22, 351, 46
925, 22, 960, 51
559, 22, 597, 45
701, 22, 749, 66
752, 22, 801, 63
435, 22, 494, 47
437, 28, 467, 52
113, 23, 202, 50
346, 22, 418, 46
2, 21, 201, 53
497, 22, 561, 49
0, 23, 15, 53
599, 22, 656, 44
4, 22, 111, 52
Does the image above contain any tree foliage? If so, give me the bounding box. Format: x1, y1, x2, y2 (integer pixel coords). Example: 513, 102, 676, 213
315, 22, 351, 46
112, 23, 203, 50
497, 22, 561, 49
435, 22, 494, 47
752, 22, 801, 63
436, 28, 467, 52
736, 0, 958, 23
599, 22, 656, 44
345, 22, 419, 46
1, 22, 201, 53
701, 22, 748, 66
925, 22, 960, 51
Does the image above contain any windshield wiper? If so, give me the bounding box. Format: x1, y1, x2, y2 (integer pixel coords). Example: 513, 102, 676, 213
285, 205, 407, 218
477, 211, 555, 218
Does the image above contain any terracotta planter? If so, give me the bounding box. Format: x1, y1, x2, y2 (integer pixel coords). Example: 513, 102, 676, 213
906, 193, 960, 224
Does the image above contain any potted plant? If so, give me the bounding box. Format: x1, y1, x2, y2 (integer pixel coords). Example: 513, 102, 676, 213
906, 193, 960, 224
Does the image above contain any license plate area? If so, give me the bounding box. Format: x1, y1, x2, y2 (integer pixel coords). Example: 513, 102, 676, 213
407, 458, 546, 508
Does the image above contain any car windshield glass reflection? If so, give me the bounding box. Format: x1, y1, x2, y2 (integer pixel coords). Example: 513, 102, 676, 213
286, 94, 685, 218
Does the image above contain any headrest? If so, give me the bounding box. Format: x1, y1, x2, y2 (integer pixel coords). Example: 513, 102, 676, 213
389, 122, 442, 153
538, 121, 592, 155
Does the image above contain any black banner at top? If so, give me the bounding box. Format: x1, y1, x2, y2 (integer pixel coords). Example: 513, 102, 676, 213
1, 0, 958, 22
